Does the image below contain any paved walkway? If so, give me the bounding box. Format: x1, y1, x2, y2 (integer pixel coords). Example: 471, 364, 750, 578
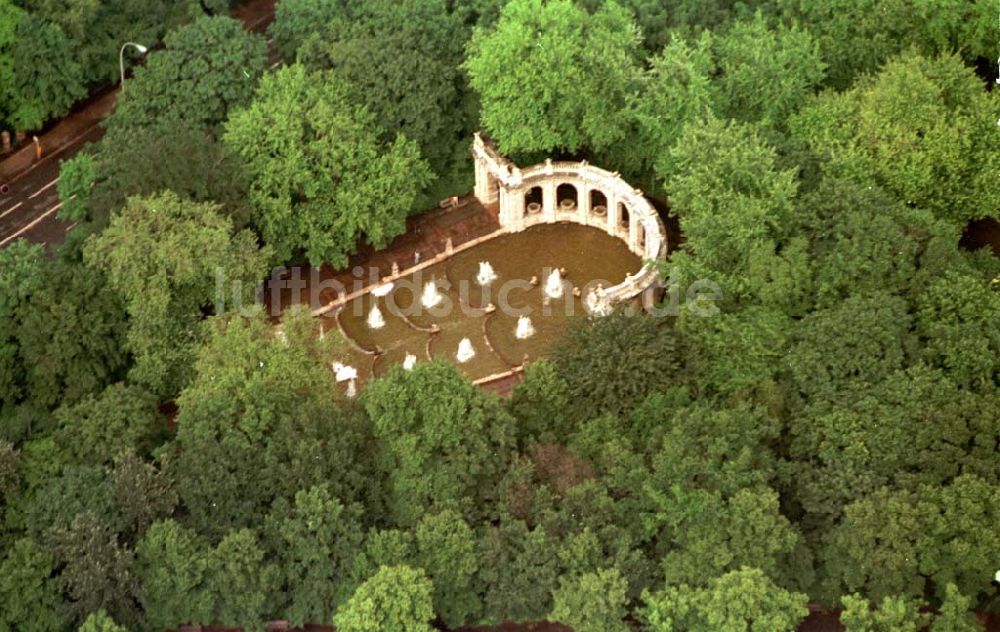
265, 196, 501, 314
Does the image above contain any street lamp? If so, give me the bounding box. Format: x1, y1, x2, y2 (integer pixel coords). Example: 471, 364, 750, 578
119, 42, 148, 90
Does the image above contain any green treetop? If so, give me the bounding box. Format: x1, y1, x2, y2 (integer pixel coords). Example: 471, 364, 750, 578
224, 64, 431, 267
465, 0, 642, 156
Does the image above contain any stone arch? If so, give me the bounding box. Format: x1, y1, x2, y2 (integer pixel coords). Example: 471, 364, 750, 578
556, 183, 578, 212
471, 133, 667, 311
590, 189, 608, 216
525, 186, 543, 216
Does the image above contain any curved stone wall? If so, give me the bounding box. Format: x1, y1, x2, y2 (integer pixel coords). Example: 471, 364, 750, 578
472, 134, 666, 310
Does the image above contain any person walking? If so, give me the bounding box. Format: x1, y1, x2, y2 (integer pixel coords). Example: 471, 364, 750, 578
32, 135, 42, 160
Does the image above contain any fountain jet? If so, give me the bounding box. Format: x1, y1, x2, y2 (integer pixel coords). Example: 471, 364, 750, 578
367, 304, 386, 329
515, 315, 535, 340
456, 338, 476, 363
372, 281, 394, 297
476, 261, 498, 286
421, 280, 444, 309
544, 269, 564, 299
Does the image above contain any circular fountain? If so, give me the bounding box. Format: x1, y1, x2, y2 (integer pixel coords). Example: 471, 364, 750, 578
544, 269, 565, 300
456, 338, 476, 363
367, 304, 386, 329
476, 261, 498, 286
421, 280, 444, 309
515, 316, 535, 340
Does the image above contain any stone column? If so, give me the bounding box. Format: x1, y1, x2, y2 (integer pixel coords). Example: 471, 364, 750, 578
474, 160, 497, 205
606, 194, 618, 236
509, 187, 526, 230
497, 188, 510, 226
628, 213, 639, 252
543, 182, 557, 221
578, 183, 590, 224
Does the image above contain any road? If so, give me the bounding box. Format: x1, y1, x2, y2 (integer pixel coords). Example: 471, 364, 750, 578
0, 0, 277, 251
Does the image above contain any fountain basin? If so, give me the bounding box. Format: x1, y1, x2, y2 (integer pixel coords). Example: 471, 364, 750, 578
329, 223, 640, 384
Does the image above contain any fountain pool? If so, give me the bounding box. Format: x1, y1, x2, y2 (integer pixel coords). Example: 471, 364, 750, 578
328, 223, 641, 387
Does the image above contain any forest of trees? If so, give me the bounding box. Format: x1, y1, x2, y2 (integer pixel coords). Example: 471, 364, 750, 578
1, 0, 999, 630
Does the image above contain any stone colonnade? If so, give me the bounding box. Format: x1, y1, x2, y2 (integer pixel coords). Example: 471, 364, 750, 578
471, 133, 667, 308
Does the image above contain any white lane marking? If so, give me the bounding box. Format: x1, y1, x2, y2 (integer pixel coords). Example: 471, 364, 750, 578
0, 202, 63, 247
28, 177, 59, 199
0, 201, 23, 219
64, 222, 77, 233
270, 60, 282, 69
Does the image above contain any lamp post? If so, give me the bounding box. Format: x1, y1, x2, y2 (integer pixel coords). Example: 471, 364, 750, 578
119, 42, 148, 90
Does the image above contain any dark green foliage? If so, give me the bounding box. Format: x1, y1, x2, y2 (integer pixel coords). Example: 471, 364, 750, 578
0, 537, 67, 632
70, 122, 252, 230
552, 312, 682, 418
134, 519, 211, 632
5, 15, 86, 131
299, 0, 470, 181
264, 485, 364, 626
50, 512, 139, 628
476, 518, 561, 623
0, 240, 45, 415
83, 191, 268, 397
203, 529, 278, 632
788, 365, 1000, 524
169, 311, 371, 538
16, 261, 128, 410
786, 292, 911, 399
823, 476, 1000, 605
508, 359, 573, 443
224, 64, 431, 267
364, 361, 516, 527
110, 453, 178, 541
916, 272, 1000, 389
107, 15, 266, 136
659, 116, 798, 303
3, 4, 1000, 631
711, 12, 825, 128
55, 384, 161, 466
268, 0, 348, 60
6, 465, 119, 539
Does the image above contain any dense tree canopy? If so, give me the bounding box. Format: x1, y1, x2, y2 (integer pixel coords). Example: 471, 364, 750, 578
465, 0, 642, 156
224, 64, 431, 266
2, 1, 1000, 631
298, 0, 470, 182
107, 15, 267, 136
83, 191, 268, 397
